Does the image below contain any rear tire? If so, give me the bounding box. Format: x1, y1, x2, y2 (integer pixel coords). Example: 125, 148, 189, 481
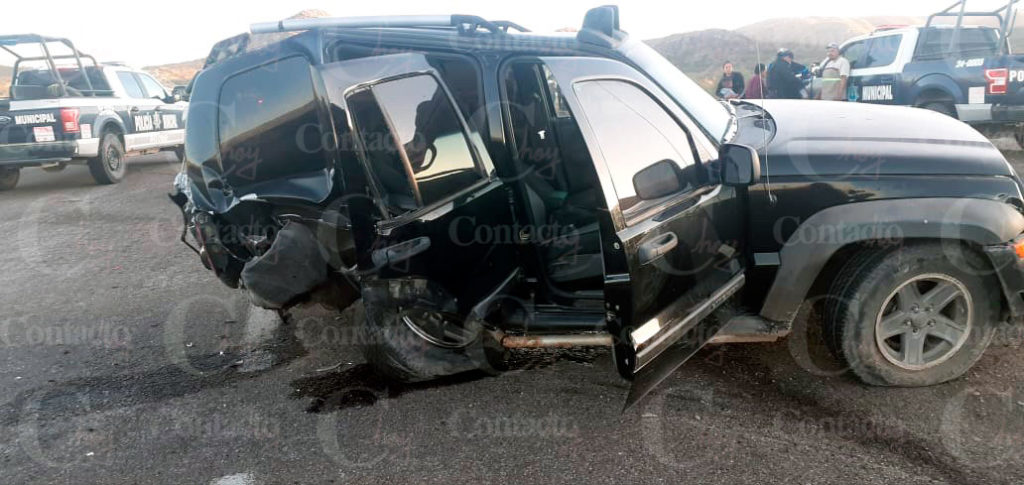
823, 243, 998, 387
922, 101, 956, 118
87, 132, 126, 185
360, 281, 504, 383
0, 167, 19, 190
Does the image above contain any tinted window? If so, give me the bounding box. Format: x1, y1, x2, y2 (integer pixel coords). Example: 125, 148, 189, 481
137, 73, 167, 99
117, 72, 145, 98
352, 74, 481, 212
842, 40, 869, 69
916, 28, 1000, 59
864, 35, 902, 68
218, 56, 325, 186
573, 80, 696, 213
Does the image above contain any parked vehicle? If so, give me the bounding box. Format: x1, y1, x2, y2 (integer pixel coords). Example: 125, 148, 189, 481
838, 1, 1024, 139
171, 6, 1024, 406
0, 34, 186, 189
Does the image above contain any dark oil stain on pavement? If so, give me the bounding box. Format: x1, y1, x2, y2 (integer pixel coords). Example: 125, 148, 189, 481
290, 347, 606, 414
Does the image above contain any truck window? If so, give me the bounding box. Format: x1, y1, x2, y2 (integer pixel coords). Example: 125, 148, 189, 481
842, 40, 869, 69
137, 73, 167, 99
915, 28, 1000, 60
864, 35, 902, 68
572, 80, 697, 215
117, 72, 145, 98
348, 74, 483, 214
217, 56, 325, 187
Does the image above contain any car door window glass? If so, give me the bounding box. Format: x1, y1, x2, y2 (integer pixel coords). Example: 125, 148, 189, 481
864, 35, 902, 68
137, 73, 167, 99
842, 40, 869, 69
117, 72, 145, 98
573, 80, 696, 214
353, 74, 483, 213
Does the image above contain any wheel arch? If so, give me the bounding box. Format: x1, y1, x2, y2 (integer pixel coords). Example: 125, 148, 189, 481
909, 74, 962, 106
94, 114, 126, 146
760, 198, 1024, 324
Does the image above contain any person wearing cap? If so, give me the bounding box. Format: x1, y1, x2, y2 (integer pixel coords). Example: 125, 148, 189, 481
817, 42, 850, 101
767, 49, 803, 99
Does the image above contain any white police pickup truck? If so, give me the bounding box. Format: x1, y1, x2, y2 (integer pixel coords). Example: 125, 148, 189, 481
837, 1, 1024, 139
0, 34, 186, 190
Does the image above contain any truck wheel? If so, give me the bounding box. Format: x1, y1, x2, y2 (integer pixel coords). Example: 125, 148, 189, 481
87, 133, 126, 185
360, 282, 504, 383
824, 243, 998, 387
0, 168, 19, 190
922, 101, 956, 118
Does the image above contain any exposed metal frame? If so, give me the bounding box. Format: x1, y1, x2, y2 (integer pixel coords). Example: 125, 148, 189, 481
0, 34, 108, 97
925, 0, 1020, 55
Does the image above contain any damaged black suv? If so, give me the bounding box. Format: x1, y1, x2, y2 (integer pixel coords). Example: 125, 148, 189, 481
172, 6, 1024, 404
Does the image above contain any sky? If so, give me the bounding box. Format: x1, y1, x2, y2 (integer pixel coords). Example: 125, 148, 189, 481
1, 0, 1016, 66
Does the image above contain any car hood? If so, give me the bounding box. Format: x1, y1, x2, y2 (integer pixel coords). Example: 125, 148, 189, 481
737, 100, 1016, 178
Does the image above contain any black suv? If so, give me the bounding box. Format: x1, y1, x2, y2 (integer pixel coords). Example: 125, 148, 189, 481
172, 7, 1024, 404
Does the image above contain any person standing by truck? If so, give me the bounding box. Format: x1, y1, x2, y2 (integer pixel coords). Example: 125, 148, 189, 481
817, 42, 850, 101
715, 61, 745, 99
745, 63, 767, 99
768, 49, 803, 99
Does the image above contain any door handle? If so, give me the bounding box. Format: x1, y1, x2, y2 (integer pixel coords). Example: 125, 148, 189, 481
155, 105, 164, 111
129, 106, 140, 113
639, 233, 679, 264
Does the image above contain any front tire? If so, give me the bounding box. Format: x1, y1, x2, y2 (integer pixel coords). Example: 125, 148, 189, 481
0, 167, 20, 190
87, 133, 126, 185
824, 243, 998, 387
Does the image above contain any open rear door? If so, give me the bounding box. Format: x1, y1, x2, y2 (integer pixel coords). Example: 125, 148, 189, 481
540, 56, 747, 408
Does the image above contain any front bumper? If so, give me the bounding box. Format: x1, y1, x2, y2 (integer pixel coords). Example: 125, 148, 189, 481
984, 238, 1024, 317
0, 139, 99, 167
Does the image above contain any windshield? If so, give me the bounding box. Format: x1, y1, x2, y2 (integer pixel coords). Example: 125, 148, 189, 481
619, 39, 734, 144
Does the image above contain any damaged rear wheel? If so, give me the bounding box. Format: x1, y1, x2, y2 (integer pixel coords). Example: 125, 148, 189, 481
361, 280, 505, 383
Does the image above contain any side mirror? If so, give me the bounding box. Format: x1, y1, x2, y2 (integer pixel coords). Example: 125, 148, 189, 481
171, 85, 188, 102
720, 144, 761, 186
633, 160, 684, 201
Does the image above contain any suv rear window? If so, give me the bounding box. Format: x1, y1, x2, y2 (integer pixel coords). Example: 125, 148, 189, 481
217, 56, 326, 186
348, 74, 483, 215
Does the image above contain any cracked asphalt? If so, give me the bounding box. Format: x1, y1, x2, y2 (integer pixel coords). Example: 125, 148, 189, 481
1, 149, 1024, 484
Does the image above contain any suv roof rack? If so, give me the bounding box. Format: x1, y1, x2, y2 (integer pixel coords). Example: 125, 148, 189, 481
250, 14, 525, 35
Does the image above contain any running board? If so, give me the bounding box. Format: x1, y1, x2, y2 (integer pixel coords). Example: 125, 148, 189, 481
624, 273, 745, 411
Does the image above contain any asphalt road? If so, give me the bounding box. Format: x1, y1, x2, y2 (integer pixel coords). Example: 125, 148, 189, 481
2, 150, 1024, 484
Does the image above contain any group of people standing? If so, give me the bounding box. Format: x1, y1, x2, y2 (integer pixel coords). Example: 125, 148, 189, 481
714, 43, 851, 101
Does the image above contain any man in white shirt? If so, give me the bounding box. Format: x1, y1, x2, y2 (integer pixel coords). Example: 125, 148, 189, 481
818, 42, 850, 101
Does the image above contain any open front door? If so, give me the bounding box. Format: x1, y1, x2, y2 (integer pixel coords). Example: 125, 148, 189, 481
541, 57, 747, 407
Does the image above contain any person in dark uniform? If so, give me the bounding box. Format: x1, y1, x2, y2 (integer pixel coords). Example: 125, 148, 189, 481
767, 49, 804, 99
